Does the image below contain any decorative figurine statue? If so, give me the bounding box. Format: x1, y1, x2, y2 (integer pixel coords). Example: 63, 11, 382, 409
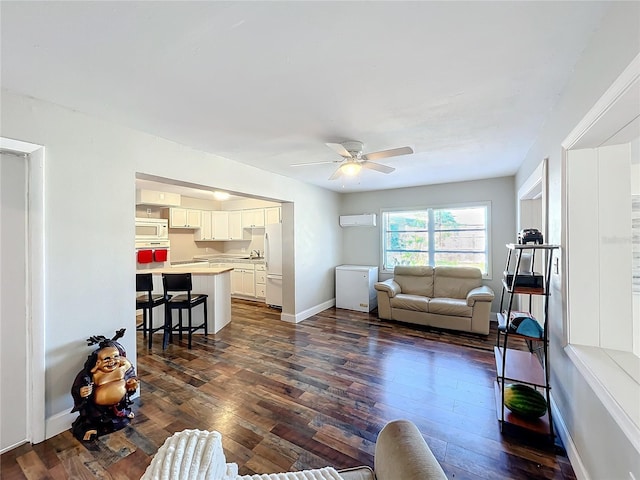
70, 329, 139, 441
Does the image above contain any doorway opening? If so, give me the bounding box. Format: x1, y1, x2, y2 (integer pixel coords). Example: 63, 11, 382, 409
0, 137, 45, 452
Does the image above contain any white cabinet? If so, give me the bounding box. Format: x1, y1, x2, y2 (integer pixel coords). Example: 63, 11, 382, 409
242, 209, 265, 228
228, 211, 243, 240
265, 207, 281, 225
195, 211, 212, 240
230, 268, 242, 294
242, 206, 280, 227
230, 262, 255, 296
167, 208, 201, 229
241, 269, 255, 296
255, 264, 266, 299
136, 189, 181, 207
211, 211, 229, 240
196, 210, 246, 241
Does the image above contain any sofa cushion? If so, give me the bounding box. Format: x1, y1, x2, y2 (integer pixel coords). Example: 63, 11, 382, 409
428, 297, 473, 317
433, 266, 482, 299
390, 294, 430, 312
394, 266, 434, 297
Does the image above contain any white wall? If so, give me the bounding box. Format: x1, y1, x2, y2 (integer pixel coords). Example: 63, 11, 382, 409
514, 3, 640, 479
341, 176, 516, 313
0, 89, 342, 437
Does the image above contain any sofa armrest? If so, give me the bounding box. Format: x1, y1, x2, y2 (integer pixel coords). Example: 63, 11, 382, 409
466, 285, 495, 306
374, 279, 401, 298
374, 420, 447, 480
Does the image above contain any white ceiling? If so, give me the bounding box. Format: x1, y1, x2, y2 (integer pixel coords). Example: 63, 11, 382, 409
1, 1, 610, 193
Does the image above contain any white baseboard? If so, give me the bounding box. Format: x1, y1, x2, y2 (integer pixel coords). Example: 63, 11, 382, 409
280, 299, 335, 324
550, 394, 590, 480
0, 439, 29, 455
45, 410, 77, 440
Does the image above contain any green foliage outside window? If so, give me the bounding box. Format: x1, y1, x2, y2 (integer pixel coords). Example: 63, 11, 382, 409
383, 205, 489, 275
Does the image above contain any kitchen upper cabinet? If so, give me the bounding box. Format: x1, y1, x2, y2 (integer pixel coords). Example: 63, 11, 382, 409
255, 264, 266, 299
265, 206, 281, 225
211, 211, 229, 240
242, 209, 265, 228
228, 211, 243, 240
136, 189, 181, 207
195, 211, 212, 240
167, 208, 201, 228
195, 210, 246, 241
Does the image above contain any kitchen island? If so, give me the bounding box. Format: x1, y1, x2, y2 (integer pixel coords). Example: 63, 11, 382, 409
136, 266, 233, 340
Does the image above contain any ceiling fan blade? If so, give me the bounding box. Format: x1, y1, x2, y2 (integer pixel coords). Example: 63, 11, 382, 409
362, 161, 395, 174
326, 142, 353, 158
290, 160, 341, 167
362, 146, 413, 161
328, 165, 344, 180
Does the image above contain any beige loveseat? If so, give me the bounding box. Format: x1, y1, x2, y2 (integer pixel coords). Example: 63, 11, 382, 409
374, 266, 494, 335
338, 419, 447, 480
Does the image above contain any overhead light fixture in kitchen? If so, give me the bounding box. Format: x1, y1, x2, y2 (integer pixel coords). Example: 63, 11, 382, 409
213, 191, 230, 201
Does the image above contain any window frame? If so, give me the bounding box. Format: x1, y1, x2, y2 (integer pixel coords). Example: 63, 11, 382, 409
380, 201, 492, 279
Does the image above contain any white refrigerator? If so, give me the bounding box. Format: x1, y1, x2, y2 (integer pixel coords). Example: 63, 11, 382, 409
264, 223, 283, 308
335, 265, 379, 312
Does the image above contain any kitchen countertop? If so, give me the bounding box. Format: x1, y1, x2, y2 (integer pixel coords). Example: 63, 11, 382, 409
137, 266, 233, 275
190, 255, 265, 265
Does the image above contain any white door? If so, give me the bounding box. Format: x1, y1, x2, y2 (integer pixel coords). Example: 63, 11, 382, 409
1, 153, 28, 451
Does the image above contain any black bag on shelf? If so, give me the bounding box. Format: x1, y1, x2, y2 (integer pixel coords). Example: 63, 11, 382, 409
503, 271, 544, 289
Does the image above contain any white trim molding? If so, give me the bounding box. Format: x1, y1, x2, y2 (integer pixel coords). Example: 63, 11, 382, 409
550, 393, 590, 480
562, 52, 640, 150
45, 410, 76, 441
280, 299, 335, 324
0, 137, 46, 445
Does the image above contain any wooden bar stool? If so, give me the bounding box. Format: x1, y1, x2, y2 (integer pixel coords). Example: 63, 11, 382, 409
162, 273, 208, 349
136, 273, 170, 349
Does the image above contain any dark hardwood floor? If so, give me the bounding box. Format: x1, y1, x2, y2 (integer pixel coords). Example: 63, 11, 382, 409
2, 300, 575, 479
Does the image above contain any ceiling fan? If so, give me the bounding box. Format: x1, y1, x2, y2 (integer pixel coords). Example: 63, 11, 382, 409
290, 141, 414, 180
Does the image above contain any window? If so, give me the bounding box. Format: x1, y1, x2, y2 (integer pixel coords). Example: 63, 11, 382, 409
381, 203, 491, 277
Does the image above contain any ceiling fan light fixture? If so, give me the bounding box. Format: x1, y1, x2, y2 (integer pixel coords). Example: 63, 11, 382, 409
341, 162, 362, 176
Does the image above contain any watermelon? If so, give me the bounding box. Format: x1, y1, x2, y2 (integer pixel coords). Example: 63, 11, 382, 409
503, 383, 547, 419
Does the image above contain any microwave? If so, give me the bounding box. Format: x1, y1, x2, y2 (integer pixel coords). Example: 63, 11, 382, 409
135, 218, 169, 241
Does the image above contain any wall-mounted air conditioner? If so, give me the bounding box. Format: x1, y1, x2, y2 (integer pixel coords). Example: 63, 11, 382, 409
339, 213, 377, 227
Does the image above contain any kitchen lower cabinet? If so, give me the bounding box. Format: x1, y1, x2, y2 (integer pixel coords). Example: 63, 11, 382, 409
255, 264, 266, 299
231, 263, 255, 296
240, 269, 255, 296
